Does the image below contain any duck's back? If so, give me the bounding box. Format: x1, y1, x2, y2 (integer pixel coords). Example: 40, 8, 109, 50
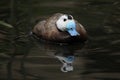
32, 20, 70, 42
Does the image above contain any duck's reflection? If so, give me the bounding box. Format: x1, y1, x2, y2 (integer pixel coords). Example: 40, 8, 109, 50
6, 38, 85, 79
55, 53, 75, 72
50, 44, 76, 72
36, 39, 85, 72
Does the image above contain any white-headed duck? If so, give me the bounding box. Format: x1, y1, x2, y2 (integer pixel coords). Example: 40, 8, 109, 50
32, 13, 87, 43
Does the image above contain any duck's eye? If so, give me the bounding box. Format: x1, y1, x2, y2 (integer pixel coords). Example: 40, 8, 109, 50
63, 18, 67, 22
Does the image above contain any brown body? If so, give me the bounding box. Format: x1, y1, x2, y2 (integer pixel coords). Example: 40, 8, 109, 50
32, 13, 87, 43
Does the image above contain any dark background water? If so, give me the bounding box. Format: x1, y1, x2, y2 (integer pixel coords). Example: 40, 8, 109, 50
0, 0, 120, 80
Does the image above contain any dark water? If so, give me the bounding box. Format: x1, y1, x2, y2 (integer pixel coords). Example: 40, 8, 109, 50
0, 0, 120, 80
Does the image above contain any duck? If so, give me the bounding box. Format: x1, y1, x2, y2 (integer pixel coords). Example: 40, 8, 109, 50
32, 13, 87, 43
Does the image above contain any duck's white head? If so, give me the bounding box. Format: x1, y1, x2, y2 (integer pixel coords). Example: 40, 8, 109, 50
56, 14, 80, 36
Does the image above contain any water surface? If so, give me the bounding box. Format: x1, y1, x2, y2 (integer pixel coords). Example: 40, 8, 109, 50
0, 0, 120, 80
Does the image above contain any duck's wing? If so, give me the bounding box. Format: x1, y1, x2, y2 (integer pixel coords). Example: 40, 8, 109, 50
32, 20, 46, 37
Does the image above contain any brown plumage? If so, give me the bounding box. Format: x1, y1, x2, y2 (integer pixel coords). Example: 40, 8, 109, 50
32, 13, 87, 43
